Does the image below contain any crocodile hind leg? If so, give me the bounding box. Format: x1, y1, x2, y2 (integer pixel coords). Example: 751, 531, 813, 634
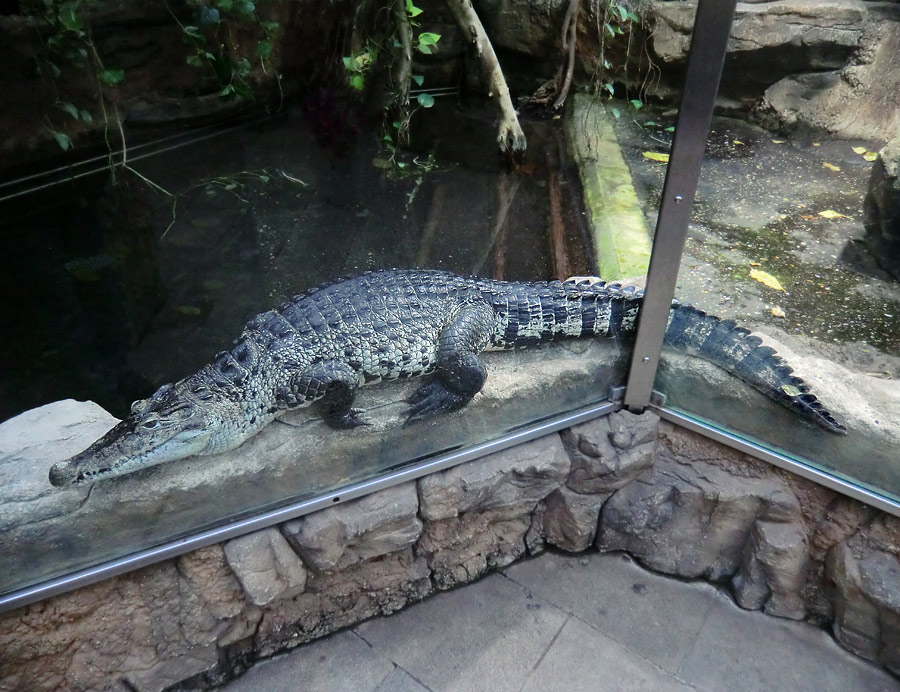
407, 300, 495, 422
283, 361, 369, 429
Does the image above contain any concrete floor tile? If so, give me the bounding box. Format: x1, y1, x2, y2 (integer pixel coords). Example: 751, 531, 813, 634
678, 597, 900, 692
373, 668, 432, 692
216, 630, 394, 692
504, 551, 719, 673
354, 572, 568, 692
520, 617, 694, 692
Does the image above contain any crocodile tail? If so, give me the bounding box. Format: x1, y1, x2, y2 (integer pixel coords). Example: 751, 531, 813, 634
663, 303, 846, 434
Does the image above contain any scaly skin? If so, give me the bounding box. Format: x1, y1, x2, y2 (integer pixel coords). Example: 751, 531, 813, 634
48, 269, 845, 487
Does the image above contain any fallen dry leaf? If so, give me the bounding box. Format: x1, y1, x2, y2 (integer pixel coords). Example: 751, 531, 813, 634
750, 268, 786, 292
642, 152, 670, 163
852, 146, 867, 155
800, 215, 818, 220
863, 151, 878, 162
770, 306, 786, 318
819, 209, 850, 219
771, 139, 785, 144
823, 162, 840, 172
749, 261, 761, 266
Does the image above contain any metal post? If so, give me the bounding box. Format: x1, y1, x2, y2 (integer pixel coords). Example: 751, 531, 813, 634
623, 0, 738, 412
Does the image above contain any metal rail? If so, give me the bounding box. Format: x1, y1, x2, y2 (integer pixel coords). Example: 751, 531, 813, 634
623, 0, 738, 411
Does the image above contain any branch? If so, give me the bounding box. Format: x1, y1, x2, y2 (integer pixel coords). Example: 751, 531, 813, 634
444, 0, 526, 153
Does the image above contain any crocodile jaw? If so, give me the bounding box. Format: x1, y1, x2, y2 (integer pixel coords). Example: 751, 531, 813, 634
49, 417, 213, 486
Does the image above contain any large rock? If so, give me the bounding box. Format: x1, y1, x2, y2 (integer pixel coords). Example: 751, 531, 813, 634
754, 16, 900, 141
281, 483, 423, 571
418, 509, 533, 589
223, 528, 308, 606
417, 432, 570, 521
598, 424, 809, 619
416, 432, 570, 588
827, 535, 900, 674
253, 548, 432, 656
864, 138, 900, 280
540, 486, 608, 552
561, 410, 658, 494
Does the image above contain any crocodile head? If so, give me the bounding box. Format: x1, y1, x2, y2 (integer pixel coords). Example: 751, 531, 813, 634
49, 383, 214, 487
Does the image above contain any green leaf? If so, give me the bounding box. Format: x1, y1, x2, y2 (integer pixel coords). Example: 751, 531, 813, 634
416, 92, 435, 108
261, 21, 279, 34
418, 32, 441, 45
342, 56, 353, 70
216, 0, 233, 10
603, 82, 614, 95
236, 0, 255, 15
644, 120, 656, 127
256, 40, 273, 57
616, 4, 628, 22
611, 108, 621, 119
603, 22, 615, 38
412, 74, 424, 86
405, 0, 423, 16
98, 68, 125, 86
57, 102, 79, 120
59, 5, 81, 32
186, 54, 204, 67
233, 80, 254, 100
183, 25, 202, 36
417, 43, 433, 55
626, 11, 640, 22
372, 157, 393, 169
51, 131, 72, 151
629, 98, 643, 110
665, 126, 675, 132
78, 109, 92, 124
349, 74, 365, 90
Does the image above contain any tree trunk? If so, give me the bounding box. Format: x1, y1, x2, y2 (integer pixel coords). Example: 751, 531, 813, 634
444, 0, 527, 153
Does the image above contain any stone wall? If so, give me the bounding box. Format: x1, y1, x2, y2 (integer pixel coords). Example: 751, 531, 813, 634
2, 411, 899, 691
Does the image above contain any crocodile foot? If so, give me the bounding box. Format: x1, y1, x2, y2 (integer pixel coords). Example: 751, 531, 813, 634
405, 380, 471, 423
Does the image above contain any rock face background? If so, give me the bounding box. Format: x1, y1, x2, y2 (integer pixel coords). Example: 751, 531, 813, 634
2, 407, 900, 691
865, 138, 900, 280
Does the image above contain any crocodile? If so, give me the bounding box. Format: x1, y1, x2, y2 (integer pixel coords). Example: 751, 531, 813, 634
48, 269, 846, 487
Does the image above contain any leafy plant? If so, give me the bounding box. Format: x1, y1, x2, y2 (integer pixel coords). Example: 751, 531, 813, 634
176, 0, 281, 101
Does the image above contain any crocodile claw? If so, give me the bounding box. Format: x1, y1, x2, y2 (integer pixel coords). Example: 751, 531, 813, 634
405, 381, 469, 424
324, 408, 371, 429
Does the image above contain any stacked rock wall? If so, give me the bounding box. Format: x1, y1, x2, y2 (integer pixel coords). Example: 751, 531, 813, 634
2, 412, 899, 691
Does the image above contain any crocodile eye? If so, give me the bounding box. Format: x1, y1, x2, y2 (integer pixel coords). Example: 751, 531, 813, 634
142, 419, 159, 429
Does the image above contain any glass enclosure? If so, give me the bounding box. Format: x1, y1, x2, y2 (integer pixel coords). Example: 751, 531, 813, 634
637, 59, 900, 505
0, 98, 643, 597
2, 0, 898, 610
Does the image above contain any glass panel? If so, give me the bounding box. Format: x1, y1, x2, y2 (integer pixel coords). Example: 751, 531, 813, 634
1, 85, 652, 595
625, 7, 900, 502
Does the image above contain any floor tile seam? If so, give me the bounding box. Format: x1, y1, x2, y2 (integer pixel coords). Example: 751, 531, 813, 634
515, 614, 571, 692
350, 627, 439, 692
500, 569, 711, 688
672, 587, 730, 680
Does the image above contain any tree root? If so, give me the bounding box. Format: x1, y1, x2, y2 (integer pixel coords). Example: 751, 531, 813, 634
528, 0, 581, 111
444, 0, 526, 154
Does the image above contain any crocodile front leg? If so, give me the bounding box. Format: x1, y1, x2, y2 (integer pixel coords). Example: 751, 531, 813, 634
407, 300, 495, 422
283, 361, 368, 429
